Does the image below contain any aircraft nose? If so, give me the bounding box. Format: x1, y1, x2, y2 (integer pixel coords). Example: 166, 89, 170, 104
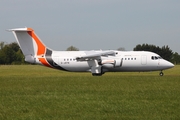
166, 61, 174, 68
160, 60, 174, 69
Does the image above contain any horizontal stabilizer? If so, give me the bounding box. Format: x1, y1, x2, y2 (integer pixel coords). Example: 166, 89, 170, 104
8, 28, 33, 32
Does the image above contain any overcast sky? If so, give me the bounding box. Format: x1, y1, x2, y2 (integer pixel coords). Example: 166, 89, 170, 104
1, 0, 180, 53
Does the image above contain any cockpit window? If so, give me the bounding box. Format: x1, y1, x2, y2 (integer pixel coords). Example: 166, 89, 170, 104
158, 56, 162, 59
151, 56, 162, 60
151, 56, 154, 60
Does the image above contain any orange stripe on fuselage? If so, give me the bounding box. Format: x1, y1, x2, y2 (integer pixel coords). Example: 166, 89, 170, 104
27, 28, 52, 68
38, 58, 52, 67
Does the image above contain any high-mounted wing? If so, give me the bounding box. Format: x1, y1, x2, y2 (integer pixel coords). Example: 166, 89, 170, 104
76, 50, 116, 61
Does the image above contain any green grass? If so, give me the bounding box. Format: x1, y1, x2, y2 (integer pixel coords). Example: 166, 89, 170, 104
0, 65, 180, 120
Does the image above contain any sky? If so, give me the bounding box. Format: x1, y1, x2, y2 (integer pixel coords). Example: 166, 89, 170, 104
1, 0, 180, 53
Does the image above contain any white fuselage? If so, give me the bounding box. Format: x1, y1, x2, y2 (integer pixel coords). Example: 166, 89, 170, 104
39, 50, 174, 73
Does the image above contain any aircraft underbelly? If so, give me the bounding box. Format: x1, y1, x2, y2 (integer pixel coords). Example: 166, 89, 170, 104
107, 66, 158, 72
106, 62, 160, 72
61, 62, 90, 72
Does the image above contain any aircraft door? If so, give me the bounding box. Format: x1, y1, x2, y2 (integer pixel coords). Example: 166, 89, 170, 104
141, 55, 147, 65
158, 58, 160, 66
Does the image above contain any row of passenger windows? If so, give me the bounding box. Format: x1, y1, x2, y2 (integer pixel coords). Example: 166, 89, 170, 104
64, 58, 76, 61
63, 57, 161, 61
123, 58, 137, 60
63, 58, 137, 61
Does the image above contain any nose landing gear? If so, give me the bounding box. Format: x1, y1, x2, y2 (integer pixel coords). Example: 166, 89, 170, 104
159, 71, 164, 76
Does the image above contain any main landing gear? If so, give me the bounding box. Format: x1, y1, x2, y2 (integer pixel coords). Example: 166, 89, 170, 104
92, 72, 105, 76
92, 73, 103, 76
159, 71, 164, 76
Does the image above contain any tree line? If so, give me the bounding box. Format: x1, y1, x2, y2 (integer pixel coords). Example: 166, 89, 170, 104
0, 42, 180, 65
0, 42, 25, 64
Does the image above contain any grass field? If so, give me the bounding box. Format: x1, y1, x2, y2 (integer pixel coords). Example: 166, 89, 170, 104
0, 65, 180, 120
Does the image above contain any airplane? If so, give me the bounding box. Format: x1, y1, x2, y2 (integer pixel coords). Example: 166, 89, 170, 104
9, 27, 174, 76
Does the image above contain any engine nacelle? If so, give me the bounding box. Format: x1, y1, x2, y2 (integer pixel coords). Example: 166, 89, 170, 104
101, 59, 122, 68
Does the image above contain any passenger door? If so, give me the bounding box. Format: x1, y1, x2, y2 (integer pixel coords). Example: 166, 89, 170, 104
141, 55, 147, 65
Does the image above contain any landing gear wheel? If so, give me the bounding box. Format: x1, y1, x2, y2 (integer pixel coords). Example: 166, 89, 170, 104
92, 73, 102, 76
159, 71, 164, 76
